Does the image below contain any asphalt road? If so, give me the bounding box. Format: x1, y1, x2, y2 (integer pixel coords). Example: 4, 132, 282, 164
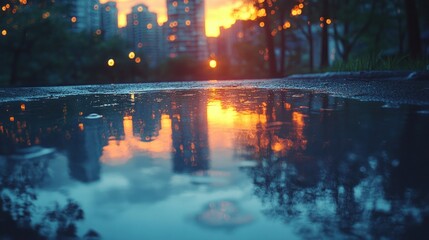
1, 75, 428, 105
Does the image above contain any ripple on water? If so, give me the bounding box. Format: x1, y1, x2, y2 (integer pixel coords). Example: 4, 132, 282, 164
195, 200, 253, 229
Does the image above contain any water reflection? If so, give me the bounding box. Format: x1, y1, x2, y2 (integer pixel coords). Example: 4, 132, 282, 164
0, 89, 428, 239
171, 92, 210, 173
68, 114, 105, 183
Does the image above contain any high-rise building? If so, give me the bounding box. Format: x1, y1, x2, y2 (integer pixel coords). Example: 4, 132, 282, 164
126, 4, 159, 67
166, 0, 208, 61
58, 0, 101, 33
100, 1, 118, 38
158, 23, 169, 61
217, 20, 261, 65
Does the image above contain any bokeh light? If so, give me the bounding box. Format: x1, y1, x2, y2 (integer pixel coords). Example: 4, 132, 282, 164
209, 60, 217, 69
108, 59, 115, 67
128, 51, 135, 59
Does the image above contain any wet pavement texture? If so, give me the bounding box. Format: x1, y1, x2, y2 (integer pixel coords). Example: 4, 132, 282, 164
1, 76, 429, 105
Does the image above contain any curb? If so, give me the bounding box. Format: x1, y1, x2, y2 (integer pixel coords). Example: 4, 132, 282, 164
286, 71, 429, 81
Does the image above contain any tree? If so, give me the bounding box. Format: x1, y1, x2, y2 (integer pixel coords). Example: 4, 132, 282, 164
320, 0, 330, 67
0, 1, 68, 85
330, 0, 376, 62
404, 0, 422, 58
276, 0, 297, 75
291, 0, 319, 72
256, 0, 278, 77
0, 0, 144, 86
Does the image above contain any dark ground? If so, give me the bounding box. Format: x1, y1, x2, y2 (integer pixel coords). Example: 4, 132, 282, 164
1, 72, 429, 105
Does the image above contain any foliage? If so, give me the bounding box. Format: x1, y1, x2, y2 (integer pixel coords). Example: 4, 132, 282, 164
241, 0, 428, 73
328, 55, 429, 72
0, 0, 147, 87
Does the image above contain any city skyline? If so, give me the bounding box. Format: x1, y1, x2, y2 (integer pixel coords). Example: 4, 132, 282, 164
100, 0, 245, 37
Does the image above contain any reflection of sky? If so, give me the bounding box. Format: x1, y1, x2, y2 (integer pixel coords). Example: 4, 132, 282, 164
38, 160, 298, 239
100, 115, 172, 165
100, 0, 245, 36
31, 95, 300, 239
208, 100, 259, 166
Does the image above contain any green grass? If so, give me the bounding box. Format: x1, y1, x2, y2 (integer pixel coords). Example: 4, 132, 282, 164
328, 55, 429, 72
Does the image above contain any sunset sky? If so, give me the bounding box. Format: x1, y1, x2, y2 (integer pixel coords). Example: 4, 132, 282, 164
100, 0, 246, 37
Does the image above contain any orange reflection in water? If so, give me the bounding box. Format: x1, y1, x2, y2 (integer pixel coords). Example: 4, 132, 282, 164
206, 92, 308, 160
292, 112, 307, 150
207, 99, 266, 150
100, 115, 172, 165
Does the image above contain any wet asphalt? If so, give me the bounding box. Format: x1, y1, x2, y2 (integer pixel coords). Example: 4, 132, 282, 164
0, 73, 428, 105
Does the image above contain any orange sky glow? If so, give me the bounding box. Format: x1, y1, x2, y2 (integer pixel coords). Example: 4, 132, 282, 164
100, 0, 250, 37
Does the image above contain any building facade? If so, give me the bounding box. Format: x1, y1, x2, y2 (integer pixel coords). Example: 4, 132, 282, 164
217, 20, 261, 65
58, 0, 101, 34
166, 0, 208, 61
100, 1, 118, 39
126, 4, 159, 67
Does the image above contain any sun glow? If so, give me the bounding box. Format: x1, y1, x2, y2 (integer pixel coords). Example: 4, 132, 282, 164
101, 0, 252, 37
207, 98, 267, 150
209, 59, 217, 69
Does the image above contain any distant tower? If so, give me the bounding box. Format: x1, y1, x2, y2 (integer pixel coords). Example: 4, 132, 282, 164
59, 0, 101, 34
158, 23, 169, 61
100, 1, 118, 38
126, 4, 159, 67
166, 0, 208, 61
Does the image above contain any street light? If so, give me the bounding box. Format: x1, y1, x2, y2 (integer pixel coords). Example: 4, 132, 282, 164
107, 59, 115, 67
209, 59, 217, 69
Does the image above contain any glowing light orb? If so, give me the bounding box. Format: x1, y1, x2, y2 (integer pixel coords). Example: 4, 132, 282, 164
107, 59, 115, 67
128, 52, 135, 59
209, 60, 217, 69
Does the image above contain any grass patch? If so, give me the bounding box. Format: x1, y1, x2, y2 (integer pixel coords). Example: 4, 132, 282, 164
328, 55, 429, 72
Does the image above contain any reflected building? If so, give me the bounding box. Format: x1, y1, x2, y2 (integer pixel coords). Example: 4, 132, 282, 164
133, 96, 162, 142
4, 146, 55, 187
166, 0, 208, 61
170, 93, 209, 173
67, 115, 106, 183
0, 102, 68, 155
107, 112, 125, 141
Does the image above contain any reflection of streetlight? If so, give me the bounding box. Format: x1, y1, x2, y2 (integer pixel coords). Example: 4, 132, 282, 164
135, 57, 141, 64
107, 59, 115, 67
209, 60, 217, 69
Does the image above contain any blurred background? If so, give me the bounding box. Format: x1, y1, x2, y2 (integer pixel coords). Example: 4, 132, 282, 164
0, 0, 428, 86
